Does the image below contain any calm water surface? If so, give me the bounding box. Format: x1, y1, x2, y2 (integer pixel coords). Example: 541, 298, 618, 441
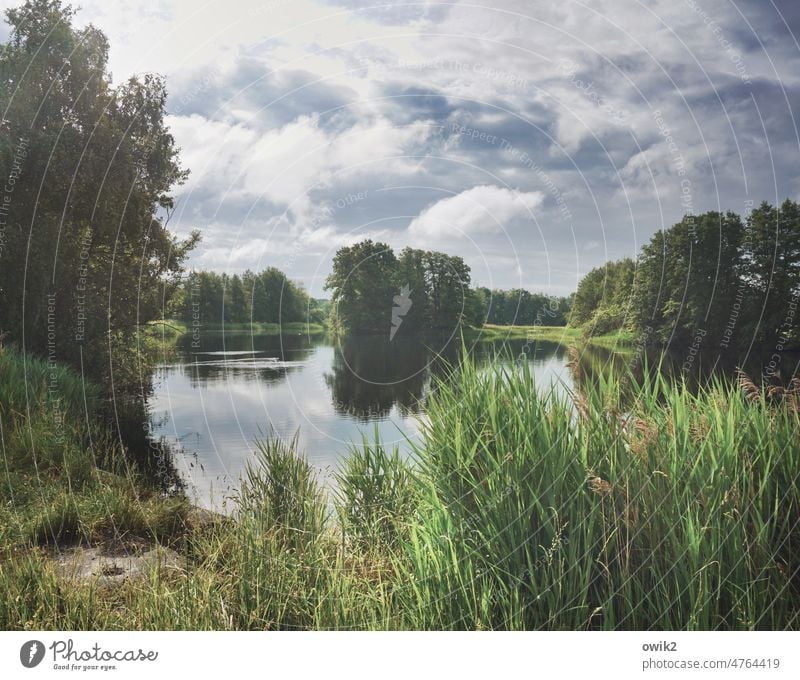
149, 330, 799, 511
148, 333, 573, 510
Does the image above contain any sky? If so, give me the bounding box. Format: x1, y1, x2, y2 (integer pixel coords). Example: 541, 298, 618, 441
3, 0, 799, 297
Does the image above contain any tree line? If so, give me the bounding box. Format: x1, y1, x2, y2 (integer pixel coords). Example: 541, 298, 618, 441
476, 288, 572, 327
571, 201, 800, 350
169, 255, 573, 334
172, 269, 324, 326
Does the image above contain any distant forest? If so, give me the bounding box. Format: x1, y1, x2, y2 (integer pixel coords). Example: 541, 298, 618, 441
172, 269, 326, 326
572, 201, 800, 350
171, 201, 800, 347
171, 242, 572, 334
478, 288, 572, 327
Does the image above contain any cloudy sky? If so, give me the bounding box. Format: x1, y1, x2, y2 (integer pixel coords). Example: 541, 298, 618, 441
4, 0, 799, 296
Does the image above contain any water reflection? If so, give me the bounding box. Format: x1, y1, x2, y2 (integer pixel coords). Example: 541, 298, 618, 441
149, 332, 574, 510
324, 336, 442, 419
574, 343, 800, 391
174, 333, 320, 386
151, 329, 799, 512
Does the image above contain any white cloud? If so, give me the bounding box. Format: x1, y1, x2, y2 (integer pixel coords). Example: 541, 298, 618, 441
407, 185, 545, 240
168, 112, 435, 215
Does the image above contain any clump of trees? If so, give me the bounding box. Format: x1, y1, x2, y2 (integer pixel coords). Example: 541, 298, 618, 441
172, 268, 323, 325
572, 201, 800, 349
569, 258, 636, 336
325, 240, 485, 335
0, 0, 197, 388
324, 239, 574, 336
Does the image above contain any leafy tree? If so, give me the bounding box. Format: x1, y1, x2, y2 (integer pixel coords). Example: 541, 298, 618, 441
463, 288, 488, 327
569, 268, 608, 328
0, 0, 197, 387
423, 250, 471, 331
285, 279, 309, 322
742, 200, 800, 346
198, 272, 224, 324
633, 213, 743, 345
307, 298, 328, 325
258, 267, 292, 323
396, 247, 432, 333
226, 274, 248, 323
325, 240, 398, 334
570, 258, 635, 336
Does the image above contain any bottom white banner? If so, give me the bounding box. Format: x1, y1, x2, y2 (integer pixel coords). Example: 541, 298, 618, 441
0, 631, 796, 679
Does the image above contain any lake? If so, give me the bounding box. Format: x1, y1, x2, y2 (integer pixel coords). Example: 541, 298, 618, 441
147, 332, 574, 510
148, 330, 800, 511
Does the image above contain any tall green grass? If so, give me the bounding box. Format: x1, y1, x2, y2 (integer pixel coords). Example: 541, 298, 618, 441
335, 432, 418, 549
393, 359, 799, 629
1, 347, 797, 630
0, 345, 187, 556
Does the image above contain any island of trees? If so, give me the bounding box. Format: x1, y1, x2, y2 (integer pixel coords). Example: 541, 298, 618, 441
322, 239, 572, 336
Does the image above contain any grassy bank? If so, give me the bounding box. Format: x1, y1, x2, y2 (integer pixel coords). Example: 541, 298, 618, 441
1, 347, 797, 629
0, 345, 189, 627
476, 324, 634, 347
476, 324, 580, 342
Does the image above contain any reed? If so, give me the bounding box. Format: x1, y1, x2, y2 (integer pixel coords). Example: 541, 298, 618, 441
390, 360, 799, 629
335, 431, 418, 549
